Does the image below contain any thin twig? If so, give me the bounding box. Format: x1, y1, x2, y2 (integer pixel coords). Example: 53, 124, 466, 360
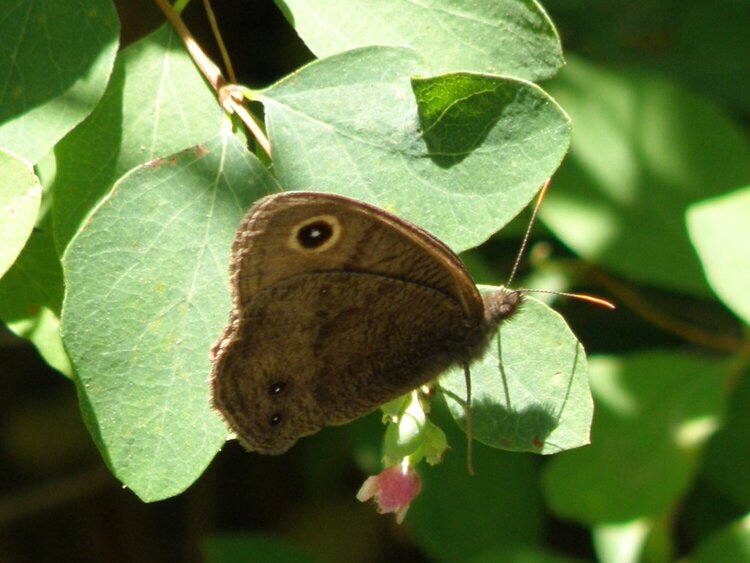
153, 0, 271, 158
582, 266, 748, 353
203, 0, 236, 83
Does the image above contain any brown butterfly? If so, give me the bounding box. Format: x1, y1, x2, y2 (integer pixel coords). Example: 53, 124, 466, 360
210, 191, 522, 457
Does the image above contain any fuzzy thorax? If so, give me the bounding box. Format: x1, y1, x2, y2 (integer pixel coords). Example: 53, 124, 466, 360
483, 287, 523, 328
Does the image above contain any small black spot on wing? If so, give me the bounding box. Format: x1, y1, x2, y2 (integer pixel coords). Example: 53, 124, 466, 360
298, 221, 333, 249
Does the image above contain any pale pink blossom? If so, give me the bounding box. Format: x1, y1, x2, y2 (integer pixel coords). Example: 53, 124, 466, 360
356, 465, 422, 524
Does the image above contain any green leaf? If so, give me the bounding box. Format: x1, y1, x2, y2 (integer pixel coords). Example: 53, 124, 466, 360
542, 352, 726, 524
592, 520, 651, 563
702, 366, 750, 507
276, 0, 563, 80
4, 308, 72, 378
542, 57, 750, 296
408, 401, 542, 563
0, 150, 71, 376
380, 392, 449, 465
51, 24, 223, 253
261, 46, 570, 253
203, 534, 320, 563
470, 546, 586, 563
383, 393, 426, 464
61, 133, 280, 501
0, 149, 41, 278
0, 220, 63, 320
0, 223, 71, 376
0, 0, 119, 164
691, 514, 750, 563
441, 295, 592, 454
687, 186, 750, 324
421, 420, 449, 466
540, 1, 750, 115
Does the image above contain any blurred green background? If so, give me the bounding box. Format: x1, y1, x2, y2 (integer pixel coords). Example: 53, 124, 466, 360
2, 1, 749, 562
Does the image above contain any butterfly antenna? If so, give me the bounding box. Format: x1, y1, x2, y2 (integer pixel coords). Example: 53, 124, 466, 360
463, 362, 475, 476
518, 288, 616, 309
507, 179, 550, 287
507, 180, 616, 310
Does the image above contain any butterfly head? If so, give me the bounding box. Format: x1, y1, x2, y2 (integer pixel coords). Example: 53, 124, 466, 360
483, 286, 523, 327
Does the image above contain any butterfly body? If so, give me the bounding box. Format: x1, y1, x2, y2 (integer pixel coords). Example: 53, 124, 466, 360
210, 192, 521, 454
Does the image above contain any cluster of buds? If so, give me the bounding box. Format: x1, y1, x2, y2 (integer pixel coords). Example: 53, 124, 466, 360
356, 389, 448, 523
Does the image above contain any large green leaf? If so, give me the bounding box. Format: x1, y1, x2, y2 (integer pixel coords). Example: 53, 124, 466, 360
5, 23, 224, 377
542, 352, 726, 524
52, 24, 223, 253
0, 0, 119, 164
441, 295, 591, 454
542, 57, 750, 296
276, 0, 563, 80
61, 133, 280, 501
687, 186, 750, 324
261, 46, 570, 253
0, 149, 41, 278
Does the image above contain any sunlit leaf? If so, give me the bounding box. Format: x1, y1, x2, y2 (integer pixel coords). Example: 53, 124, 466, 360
61, 133, 280, 501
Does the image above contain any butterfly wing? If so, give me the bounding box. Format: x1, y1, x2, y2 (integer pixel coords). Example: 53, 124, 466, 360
211, 192, 483, 454
228, 192, 483, 319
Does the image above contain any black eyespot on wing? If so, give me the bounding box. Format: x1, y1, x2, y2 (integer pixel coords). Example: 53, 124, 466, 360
269, 382, 286, 395
297, 221, 333, 249
269, 413, 282, 426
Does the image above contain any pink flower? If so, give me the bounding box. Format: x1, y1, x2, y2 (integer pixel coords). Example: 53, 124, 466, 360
356, 465, 422, 524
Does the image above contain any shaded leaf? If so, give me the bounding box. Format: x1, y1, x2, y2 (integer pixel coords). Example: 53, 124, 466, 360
470, 546, 586, 563
542, 1, 750, 115
52, 24, 223, 253
0, 0, 119, 164
542, 352, 726, 524
691, 514, 750, 563
542, 57, 750, 296
0, 224, 71, 376
203, 534, 320, 563
262, 46, 570, 253
4, 307, 72, 378
702, 365, 750, 507
408, 400, 543, 563
441, 295, 591, 454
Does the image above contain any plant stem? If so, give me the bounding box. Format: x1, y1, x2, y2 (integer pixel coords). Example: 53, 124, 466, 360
153, 0, 271, 157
